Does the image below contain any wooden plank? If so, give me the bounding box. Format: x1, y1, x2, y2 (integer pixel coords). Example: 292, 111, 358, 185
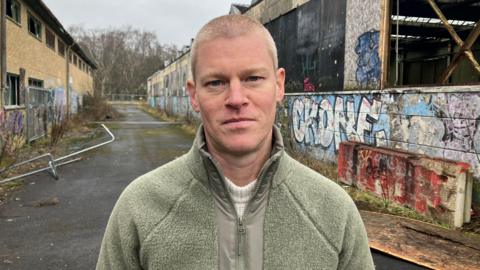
380, 0, 391, 89
440, 21, 480, 84
426, 0, 463, 46
361, 210, 480, 270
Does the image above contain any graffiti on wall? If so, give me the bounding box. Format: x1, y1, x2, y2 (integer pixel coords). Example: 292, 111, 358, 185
338, 141, 471, 226
0, 110, 26, 156
3, 111, 24, 135
288, 90, 480, 179
291, 95, 388, 151
355, 30, 381, 88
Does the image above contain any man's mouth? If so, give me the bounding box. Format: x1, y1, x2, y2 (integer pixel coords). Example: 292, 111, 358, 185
222, 118, 255, 125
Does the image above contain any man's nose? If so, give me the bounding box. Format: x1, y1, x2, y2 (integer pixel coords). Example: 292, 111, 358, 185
225, 79, 247, 108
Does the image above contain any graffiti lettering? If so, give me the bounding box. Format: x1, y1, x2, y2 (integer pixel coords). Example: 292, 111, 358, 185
292, 96, 384, 150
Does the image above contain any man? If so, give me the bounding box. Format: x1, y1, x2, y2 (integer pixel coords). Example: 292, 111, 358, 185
97, 14, 374, 270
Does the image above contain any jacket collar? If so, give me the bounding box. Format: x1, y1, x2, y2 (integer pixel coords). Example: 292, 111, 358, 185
184, 124, 286, 213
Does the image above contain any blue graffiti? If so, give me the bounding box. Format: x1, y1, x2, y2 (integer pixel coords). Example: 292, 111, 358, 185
355, 30, 381, 88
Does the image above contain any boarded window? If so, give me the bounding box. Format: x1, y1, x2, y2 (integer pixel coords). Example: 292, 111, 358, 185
264, 0, 347, 92
6, 0, 21, 24
5, 73, 20, 106
58, 40, 66, 57
46, 28, 55, 50
28, 78, 44, 88
28, 14, 42, 40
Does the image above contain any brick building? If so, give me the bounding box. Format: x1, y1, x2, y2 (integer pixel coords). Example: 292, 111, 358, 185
1, 0, 96, 142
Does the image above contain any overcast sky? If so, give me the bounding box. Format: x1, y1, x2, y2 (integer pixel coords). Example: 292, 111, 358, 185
42, 0, 252, 46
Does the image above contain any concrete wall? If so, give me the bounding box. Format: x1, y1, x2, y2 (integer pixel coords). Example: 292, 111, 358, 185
150, 95, 200, 122
343, 0, 382, 90
285, 86, 480, 208
338, 141, 472, 227
244, 0, 309, 24
147, 52, 200, 122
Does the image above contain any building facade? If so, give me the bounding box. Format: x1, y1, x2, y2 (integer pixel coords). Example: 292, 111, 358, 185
1, 0, 96, 143
147, 0, 480, 212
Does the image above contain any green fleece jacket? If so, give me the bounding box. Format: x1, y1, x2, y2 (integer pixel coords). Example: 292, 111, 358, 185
96, 129, 374, 270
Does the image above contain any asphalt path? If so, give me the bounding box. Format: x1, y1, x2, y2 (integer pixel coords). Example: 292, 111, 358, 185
0, 104, 194, 269
0, 104, 428, 269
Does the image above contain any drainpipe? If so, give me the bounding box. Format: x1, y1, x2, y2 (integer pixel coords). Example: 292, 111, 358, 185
1, 0, 7, 108
65, 44, 73, 119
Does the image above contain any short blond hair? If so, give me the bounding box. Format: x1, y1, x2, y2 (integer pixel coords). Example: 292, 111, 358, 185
190, 14, 278, 79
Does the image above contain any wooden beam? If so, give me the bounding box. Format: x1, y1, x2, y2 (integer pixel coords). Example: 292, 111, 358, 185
426, 0, 480, 83
426, 0, 463, 46
380, 0, 391, 89
440, 21, 480, 84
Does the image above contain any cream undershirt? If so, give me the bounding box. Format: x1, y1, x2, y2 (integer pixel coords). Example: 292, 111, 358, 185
224, 177, 257, 219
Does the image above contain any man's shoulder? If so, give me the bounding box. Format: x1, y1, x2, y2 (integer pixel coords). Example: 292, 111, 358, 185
109, 153, 197, 239
122, 153, 193, 201
113, 153, 196, 220
278, 153, 357, 217
281, 154, 350, 199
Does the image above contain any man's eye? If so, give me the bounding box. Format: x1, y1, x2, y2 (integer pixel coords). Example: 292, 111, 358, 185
243, 76, 264, 88
205, 80, 225, 89
246, 76, 263, 82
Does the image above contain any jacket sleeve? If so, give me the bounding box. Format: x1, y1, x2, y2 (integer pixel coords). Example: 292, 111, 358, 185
337, 204, 375, 270
96, 192, 143, 270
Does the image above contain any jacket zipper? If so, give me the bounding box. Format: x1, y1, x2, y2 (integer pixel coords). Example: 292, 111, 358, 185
237, 218, 246, 257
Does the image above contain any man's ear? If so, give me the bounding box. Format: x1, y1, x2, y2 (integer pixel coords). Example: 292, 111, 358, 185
275, 68, 285, 102
187, 79, 200, 113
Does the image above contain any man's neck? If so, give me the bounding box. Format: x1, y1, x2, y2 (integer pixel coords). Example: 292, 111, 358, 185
207, 142, 272, 187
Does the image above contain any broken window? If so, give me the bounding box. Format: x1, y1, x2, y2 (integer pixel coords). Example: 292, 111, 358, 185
28, 78, 44, 88
4, 73, 20, 106
28, 13, 42, 40
6, 0, 21, 24
46, 28, 55, 50
58, 40, 66, 57
73, 54, 78, 66
388, 0, 480, 87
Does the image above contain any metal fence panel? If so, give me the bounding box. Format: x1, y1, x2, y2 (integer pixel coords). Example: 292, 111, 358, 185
27, 87, 52, 142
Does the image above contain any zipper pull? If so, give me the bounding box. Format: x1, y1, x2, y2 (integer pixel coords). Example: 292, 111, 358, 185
238, 220, 246, 257
238, 220, 246, 234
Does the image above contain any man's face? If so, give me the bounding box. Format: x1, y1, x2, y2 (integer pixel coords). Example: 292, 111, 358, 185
187, 31, 285, 157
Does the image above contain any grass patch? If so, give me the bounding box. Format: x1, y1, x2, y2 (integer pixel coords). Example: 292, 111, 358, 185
137, 103, 198, 137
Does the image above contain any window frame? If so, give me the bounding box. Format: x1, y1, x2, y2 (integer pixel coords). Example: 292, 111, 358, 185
6, 0, 21, 24
4, 73, 21, 107
45, 27, 56, 50
27, 12, 42, 40
28, 78, 44, 88
58, 39, 66, 57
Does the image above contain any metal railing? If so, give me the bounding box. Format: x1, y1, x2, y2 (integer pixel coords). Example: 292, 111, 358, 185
0, 124, 115, 184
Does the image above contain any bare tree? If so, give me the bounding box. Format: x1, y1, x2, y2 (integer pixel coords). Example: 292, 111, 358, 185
69, 25, 179, 98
